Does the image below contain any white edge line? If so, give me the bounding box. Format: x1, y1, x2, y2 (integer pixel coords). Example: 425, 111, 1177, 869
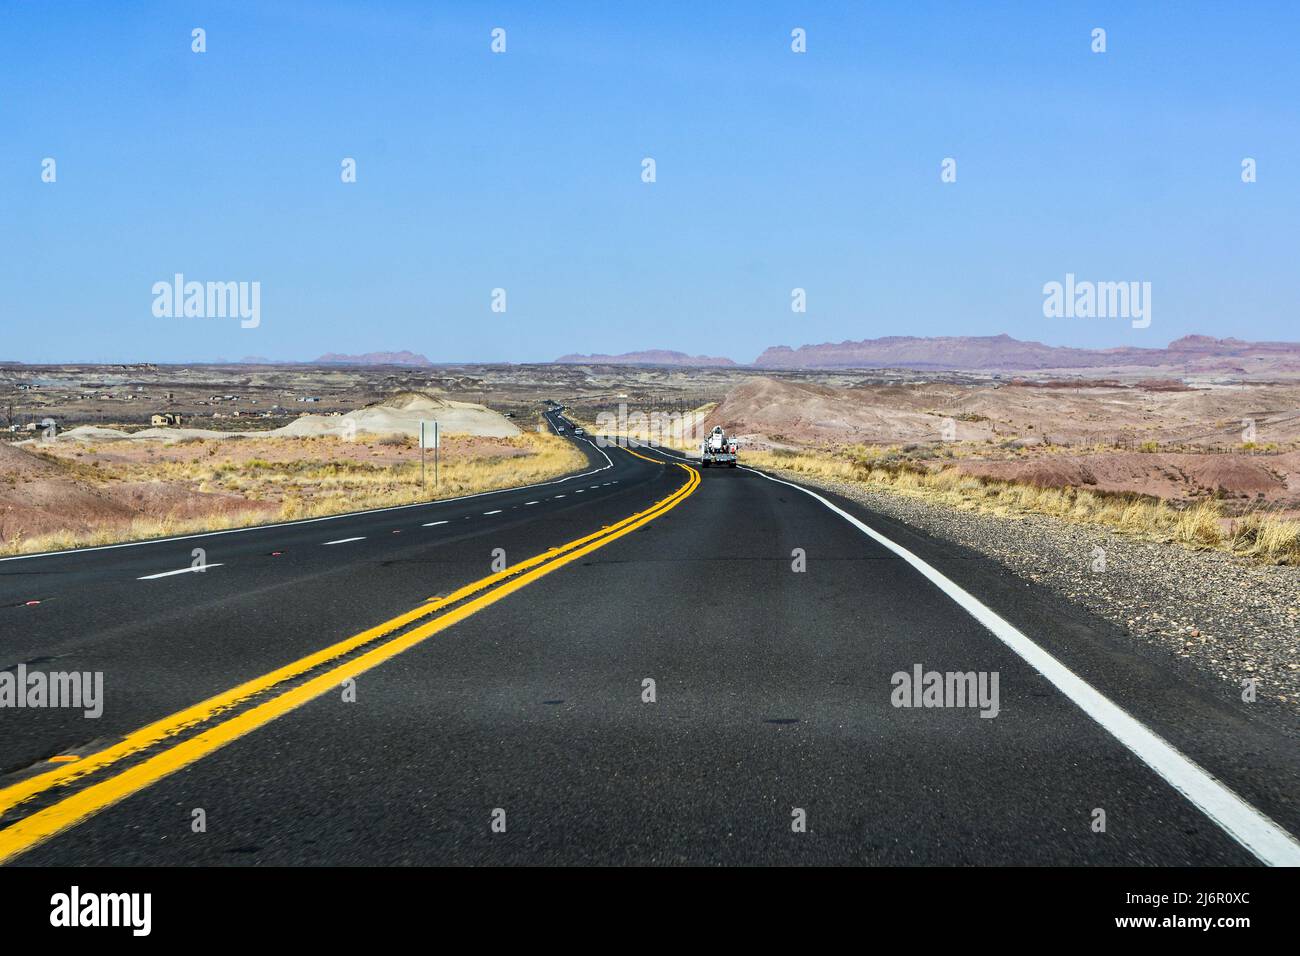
1, 431, 615, 563
741, 464, 1300, 867
137, 563, 225, 580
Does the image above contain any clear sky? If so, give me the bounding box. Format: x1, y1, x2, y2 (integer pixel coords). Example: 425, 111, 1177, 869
2, 1, 1297, 364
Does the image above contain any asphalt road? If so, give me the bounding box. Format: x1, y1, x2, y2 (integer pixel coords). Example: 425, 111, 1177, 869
1, 409, 1297, 865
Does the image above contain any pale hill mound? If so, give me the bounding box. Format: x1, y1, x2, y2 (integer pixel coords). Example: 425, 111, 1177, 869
277, 393, 520, 439
48, 393, 521, 444
54, 425, 138, 442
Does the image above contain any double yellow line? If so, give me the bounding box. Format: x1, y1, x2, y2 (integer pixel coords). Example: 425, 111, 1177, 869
0, 457, 698, 864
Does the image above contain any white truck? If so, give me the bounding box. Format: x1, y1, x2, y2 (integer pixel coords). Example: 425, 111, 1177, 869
699, 425, 737, 468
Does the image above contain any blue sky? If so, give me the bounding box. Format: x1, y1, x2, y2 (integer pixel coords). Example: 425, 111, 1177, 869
2, 1, 1297, 364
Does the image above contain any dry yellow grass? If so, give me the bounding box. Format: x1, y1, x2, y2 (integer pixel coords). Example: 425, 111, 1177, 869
744, 448, 1300, 565
273, 433, 583, 520
3, 433, 585, 556
5, 512, 256, 557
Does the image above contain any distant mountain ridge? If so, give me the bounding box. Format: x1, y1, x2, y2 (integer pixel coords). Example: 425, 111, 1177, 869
553, 349, 737, 367
314, 351, 433, 367
752, 334, 1300, 371
548, 336, 1299, 373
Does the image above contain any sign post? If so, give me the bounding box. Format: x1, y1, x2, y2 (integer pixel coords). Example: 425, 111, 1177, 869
420, 420, 440, 492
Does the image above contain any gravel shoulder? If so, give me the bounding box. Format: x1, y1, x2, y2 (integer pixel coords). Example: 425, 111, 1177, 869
759, 466, 1300, 714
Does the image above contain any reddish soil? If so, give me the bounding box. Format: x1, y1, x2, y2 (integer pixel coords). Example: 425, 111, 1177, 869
0, 442, 272, 543
954, 452, 1299, 506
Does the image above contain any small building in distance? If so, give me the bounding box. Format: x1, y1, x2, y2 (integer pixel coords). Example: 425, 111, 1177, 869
151, 413, 184, 426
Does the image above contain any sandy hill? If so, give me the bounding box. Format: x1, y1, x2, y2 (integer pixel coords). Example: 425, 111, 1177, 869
278, 393, 520, 439
48, 393, 521, 444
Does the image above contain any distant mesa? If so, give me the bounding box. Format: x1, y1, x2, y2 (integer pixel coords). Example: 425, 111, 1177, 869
553, 349, 737, 367
751, 334, 1300, 372
550, 335, 1299, 373
314, 351, 433, 367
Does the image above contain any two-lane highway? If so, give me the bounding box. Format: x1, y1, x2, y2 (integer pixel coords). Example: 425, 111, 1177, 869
0, 412, 674, 788
1, 411, 1297, 865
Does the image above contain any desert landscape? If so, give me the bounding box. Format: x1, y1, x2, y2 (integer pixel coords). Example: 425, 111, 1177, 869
4, 335, 1299, 561
559, 350, 1300, 563
705, 376, 1300, 522
0, 389, 580, 556
10, 1, 1300, 884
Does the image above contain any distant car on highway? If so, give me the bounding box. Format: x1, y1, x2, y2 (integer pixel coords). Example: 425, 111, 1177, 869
574, 427, 585, 435
700, 425, 737, 468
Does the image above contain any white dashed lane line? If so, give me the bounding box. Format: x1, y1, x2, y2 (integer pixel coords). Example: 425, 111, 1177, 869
137, 564, 225, 581
157, 443, 613, 570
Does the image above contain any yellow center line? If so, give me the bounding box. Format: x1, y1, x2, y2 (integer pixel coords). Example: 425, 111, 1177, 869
0, 463, 698, 865
614, 442, 667, 465
0, 461, 695, 821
